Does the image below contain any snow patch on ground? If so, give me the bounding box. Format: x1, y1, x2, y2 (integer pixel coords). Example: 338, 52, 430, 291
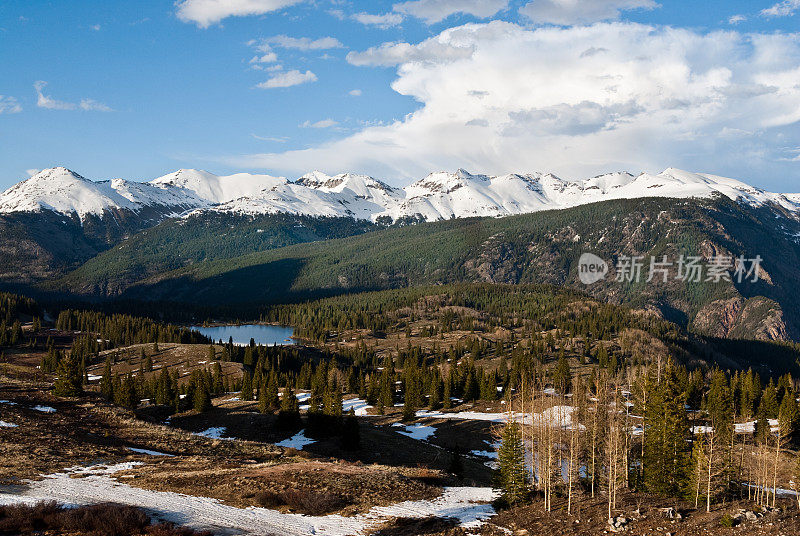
0, 463, 498, 536
32, 405, 57, 413
275, 430, 316, 450
392, 423, 436, 441
470, 441, 500, 460
194, 427, 232, 440
127, 447, 173, 457
416, 405, 582, 430
343, 398, 372, 416
0, 421, 18, 428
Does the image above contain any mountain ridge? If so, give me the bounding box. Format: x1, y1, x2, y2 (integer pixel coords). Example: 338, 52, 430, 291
3, 166, 799, 224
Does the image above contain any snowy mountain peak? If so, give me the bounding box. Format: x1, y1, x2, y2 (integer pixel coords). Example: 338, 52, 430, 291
2, 166, 798, 223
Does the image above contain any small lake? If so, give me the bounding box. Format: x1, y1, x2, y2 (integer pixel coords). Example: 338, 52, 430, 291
191, 324, 296, 346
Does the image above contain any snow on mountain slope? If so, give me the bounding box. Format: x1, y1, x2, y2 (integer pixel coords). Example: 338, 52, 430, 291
2, 166, 798, 223
0, 168, 205, 219
151, 169, 285, 203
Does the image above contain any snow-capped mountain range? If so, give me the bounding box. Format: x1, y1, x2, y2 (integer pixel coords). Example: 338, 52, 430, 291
2, 166, 799, 223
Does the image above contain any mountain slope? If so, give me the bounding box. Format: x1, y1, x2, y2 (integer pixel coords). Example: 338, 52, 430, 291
0, 168, 205, 218
57, 213, 379, 295
55, 196, 800, 341
3, 167, 799, 224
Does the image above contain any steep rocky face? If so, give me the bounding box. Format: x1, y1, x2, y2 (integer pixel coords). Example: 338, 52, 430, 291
692, 297, 790, 341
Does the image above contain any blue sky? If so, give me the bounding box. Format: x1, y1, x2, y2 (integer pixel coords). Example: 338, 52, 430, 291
0, 0, 799, 190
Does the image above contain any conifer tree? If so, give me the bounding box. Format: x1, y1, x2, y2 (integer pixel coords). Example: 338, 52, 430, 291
497, 419, 528, 505
341, 409, 360, 450
100, 357, 114, 400
194, 382, 212, 413
53, 351, 83, 397
241, 371, 254, 401
644, 360, 690, 497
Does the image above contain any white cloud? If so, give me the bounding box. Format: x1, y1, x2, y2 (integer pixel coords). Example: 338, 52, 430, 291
257, 69, 317, 88
250, 52, 279, 63
264, 35, 343, 50
393, 0, 508, 24
520, 0, 658, 25
761, 0, 800, 17
79, 98, 113, 112
352, 12, 403, 28
91, 24, 101, 31
300, 118, 338, 128
252, 134, 288, 142
34, 81, 112, 111
346, 34, 475, 67
0, 96, 22, 114
34, 81, 75, 110
229, 22, 800, 185
25, 169, 41, 177
349, 89, 363, 96
728, 14, 746, 25
175, 0, 303, 28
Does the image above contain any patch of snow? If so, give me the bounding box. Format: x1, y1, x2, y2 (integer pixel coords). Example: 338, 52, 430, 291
0, 400, 17, 406
194, 427, 232, 440
0, 421, 18, 428
32, 405, 56, 413
0, 463, 498, 535
392, 423, 436, 441
127, 447, 174, 457
342, 398, 372, 416
275, 430, 316, 450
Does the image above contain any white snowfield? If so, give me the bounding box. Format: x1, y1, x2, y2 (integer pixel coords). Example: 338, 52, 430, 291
392, 422, 437, 441
2, 166, 799, 223
416, 405, 583, 430
275, 429, 316, 450
0, 463, 498, 536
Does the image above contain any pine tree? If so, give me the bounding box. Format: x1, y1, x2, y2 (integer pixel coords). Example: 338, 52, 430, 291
241, 371, 254, 401
258, 381, 270, 414
497, 419, 528, 505
644, 360, 690, 497
52, 351, 83, 397
100, 357, 114, 400
265, 372, 280, 411
341, 410, 360, 450
194, 383, 212, 413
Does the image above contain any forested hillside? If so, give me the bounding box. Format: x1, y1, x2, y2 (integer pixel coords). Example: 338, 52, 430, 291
54, 197, 800, 341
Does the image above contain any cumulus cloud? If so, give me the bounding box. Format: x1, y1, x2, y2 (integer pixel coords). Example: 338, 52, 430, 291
352, 12, 403, 28
349, 89, 363, 96
175, 0, 303, 28
520, 0, 658, 25
346, 33, 475, 67
0, 96, 22, 114
393, 0, 508, 24
227, 22, 800, 185
728, 14, 746, 24
300, 118, 338, 128
257, 69, 317, 88
761, 0, 800, 17
250, 51, 278, 64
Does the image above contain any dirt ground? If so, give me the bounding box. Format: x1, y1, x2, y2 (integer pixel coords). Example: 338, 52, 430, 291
480, 492, 800, 536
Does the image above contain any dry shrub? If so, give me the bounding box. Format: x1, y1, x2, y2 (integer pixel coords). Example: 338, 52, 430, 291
371, 516, 459, 536
254, 490, 286, 508
274, 489, 350, 515
0, 501, 211, 536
